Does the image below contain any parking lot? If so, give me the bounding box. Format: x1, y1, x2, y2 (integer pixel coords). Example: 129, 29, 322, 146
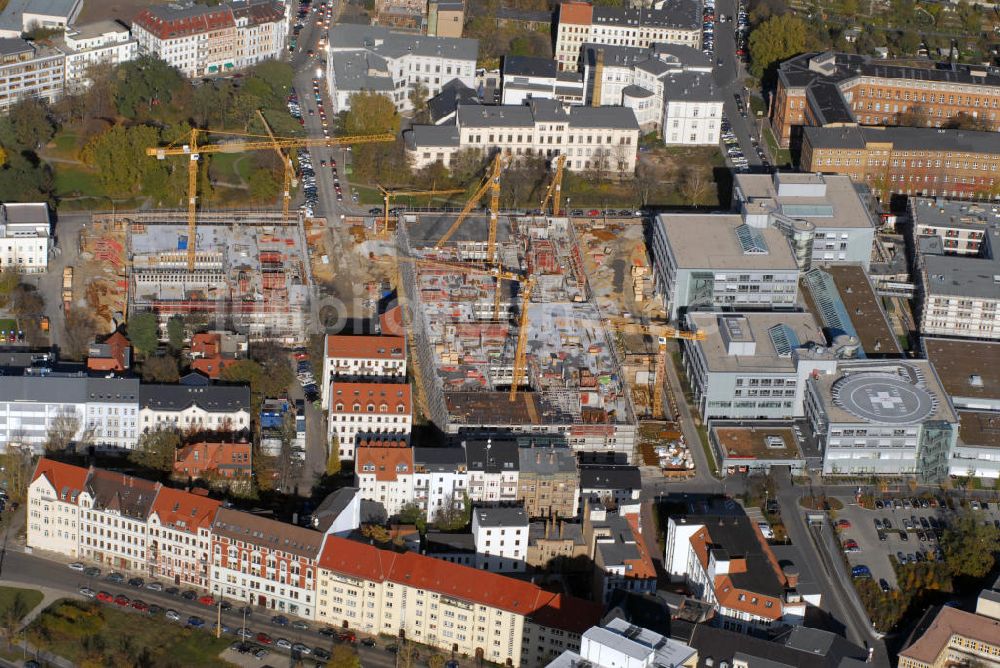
833, 495, 1000, 591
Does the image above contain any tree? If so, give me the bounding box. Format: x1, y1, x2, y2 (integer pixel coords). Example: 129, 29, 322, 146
342, 91, 404, 183
397, 503, 427, 533
749, 14, 807, 79
896, 31, 921, 56
327, 436, 342, 476
113, 55, 185, 119
129, 430, 181, 473
142, 354, 180, 383
329, 645, 362, 668
6, 98, 56, 150
248, 167, 280, 204
0, 592, 28, 650
0, 267, 18, 308
941, 511, 1000, 579
166, 315, 186, 351
0, 152, 54, 203
896, 104, 929, 128
63, 307, 98, 360
360, 523, 391, 543
0, 446, 35, 503
680, 169, 712, 206
127, 311, 160, 358
43, 409, 85, 454
408, 82, 429, 123
81, 124, 166, 198
942, 112, 992, 132
633, 161, 659, 207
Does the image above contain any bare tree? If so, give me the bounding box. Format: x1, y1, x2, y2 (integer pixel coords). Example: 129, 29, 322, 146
63, 307, 98, 360
0, 443, 36, 503
612, 142, 633, 179
680, 169, 712, 206
633, 162, 659, 207
44, 409, 84, 455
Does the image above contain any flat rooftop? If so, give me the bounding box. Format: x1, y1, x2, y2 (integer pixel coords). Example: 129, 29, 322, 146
910, 197, 1000, 231
734, 172, 877, 230
655, 214, 799, 271
687, 311, 826, 374
958, 411, 1000, 448
809, 360, 957, 426
923, 337, 1000, 404
712, 425, 804, 461
801, 265, 900, 358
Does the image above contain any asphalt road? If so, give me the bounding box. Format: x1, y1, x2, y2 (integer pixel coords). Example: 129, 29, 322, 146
0, 547, 397, 668
711, 0, 763, 169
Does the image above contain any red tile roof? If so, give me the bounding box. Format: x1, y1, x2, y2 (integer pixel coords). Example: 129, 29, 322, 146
134, 5, 235, 40
559, 1, 593, 25
624, 513, 657, 580
87, 330, 131, 372
326, 335, 406, 361
191, 356, 236, 379
318, 537, 602, 633
174, 441, 253, 478
191, 333, 221, 357
900, 606, 1000, 664
356, 446, 414, 482
150, 486, 221, 534
329, 382, 411, 414
31, 458, 89, 502
379, 306, 405, 338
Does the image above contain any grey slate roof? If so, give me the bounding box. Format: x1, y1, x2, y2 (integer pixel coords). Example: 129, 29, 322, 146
139, 382, 250, 413
425, 530, 476, 553
662, 70, 720, 102
85, 468, 159, 520
803, 124, 1000, 155
454, 99, 639, 131
328, 24, 478, 62
427, 78, 479, 124
474, 506, 528, 527
212, 507, 323, 560
0, 0, 79, 33
518, 446, 577, 476
312, 487, 358, 532
413, 447, 467, 472
0, 375, 139, 404
503, 55, 556, 79
463, 438, 519, 473
0, 37, 33, 56
404, 124, 460, 150
579, 464, 641, 490
592, 0, 701, 31
330, 53, 394, 94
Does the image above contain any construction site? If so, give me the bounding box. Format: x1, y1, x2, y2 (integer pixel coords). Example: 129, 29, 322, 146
125, 210, 313, 344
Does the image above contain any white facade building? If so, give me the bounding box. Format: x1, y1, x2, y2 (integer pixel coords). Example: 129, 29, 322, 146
78, 468, 160, 572
326, 24, 477, 114
547, 618, 697, 668
231, 0, 287, 69
406, 98, 641, 174
355, 446, 415, 517
26, 458, 88, 559
139, 381, 250, 435
59, 20, 137, 91
0, 376, 140, 453
147, 486, 220, 588
326, 382, 412, 459
413, 447, 468, 519
0, 38, 64, 113
0, 202, 50, 273
464, 439, 520, 504
554, 0, 702, 71
321, 334, 407, 409
0, 0, 82, 38
472, 506, 529, 573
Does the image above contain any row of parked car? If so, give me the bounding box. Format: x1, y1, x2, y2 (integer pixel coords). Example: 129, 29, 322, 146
295, 349, 319, 400
702, 0, 715, 57
721, 117, 748, 171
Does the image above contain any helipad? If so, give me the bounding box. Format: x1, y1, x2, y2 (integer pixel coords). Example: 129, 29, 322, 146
831, 374, 935, 425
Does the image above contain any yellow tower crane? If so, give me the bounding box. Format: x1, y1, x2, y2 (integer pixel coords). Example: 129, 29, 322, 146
376, 185, 464, 237
147, 126, 395, 272
608, 318, 706, 420
396, 255, 534, 401
255, 109, 294, 222
539, 154, 567, 217
434, 152, 504, 261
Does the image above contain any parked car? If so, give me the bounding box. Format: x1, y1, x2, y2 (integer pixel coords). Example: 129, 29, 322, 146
128, 577, 144, 588
79, 587, 96, 598
271, 615, 289, 626
187, 616, 206, 628
879, 578, 891, 593
276, 638, 293, 650
851, 565, 871, 578
292, 620, 309, 631
131, 600, 149, 612
257, 632, 274, 645
84, 567, 101, 578
96, 591, 114, 603
145, 582, 163, 591
199, 595, 215, 606
69, 562, 85, 571
114, 594, 130, 607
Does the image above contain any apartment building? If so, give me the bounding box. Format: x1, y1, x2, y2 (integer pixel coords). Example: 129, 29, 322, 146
78, 468, 160, 572
800, 125, 1000, 201
139, 379, 251, 436
147, 486, 220, 587
413, 447, 468, 519
427, 0, 464, 38
585, 503, 657, 603
578, 459, 641, 510
682, 312, 834, 421
327, 382, 412, 459
554, 0, 702, 71
325, 24, 477, 113
804, 360, 959, 479
355, 444, 415, 517
210, 508, 322, 618
0, 0, 82, 38
57, 20, 137, 92
0, 375, 140, 453
898, 605, 1000, 668
910, 197, 1000, 341
405, 98, 640, 173
517, 446, 579, 519
321, 334, 407, 409
732, 172, 878, 269
132, 1, 285, 79
465, 438, 520, 503
583, 43, 721, 142
650, 213, 800, 320
772, 51, 1000, 149
0, 203, 51, 273
315, 536, 602, 667
0, 38, 64, 114
26, 457, 89, 559
173, 441, 253, 480
500, 55, 585, 106
664, 499, 808, 633
472, 506, 529, 572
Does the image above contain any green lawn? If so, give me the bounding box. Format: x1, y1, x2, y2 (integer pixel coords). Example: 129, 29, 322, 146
762, 126, 793, 168
53, 166, 105, 198
47, 131, 81, 160
27, 600, 235, 668
0, 319, 16, 334
0, 586, 43, 622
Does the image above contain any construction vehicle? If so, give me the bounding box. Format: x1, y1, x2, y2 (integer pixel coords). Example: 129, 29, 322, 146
608, 317, 706, 420
376, 185, 464, 236
539, 154, 566, 217
147, 125, 395, 272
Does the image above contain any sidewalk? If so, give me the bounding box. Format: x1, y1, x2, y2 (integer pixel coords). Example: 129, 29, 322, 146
0, 581, 78, 668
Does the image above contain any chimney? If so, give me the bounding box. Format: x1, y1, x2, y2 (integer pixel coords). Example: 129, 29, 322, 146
783, 564, 800, 588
